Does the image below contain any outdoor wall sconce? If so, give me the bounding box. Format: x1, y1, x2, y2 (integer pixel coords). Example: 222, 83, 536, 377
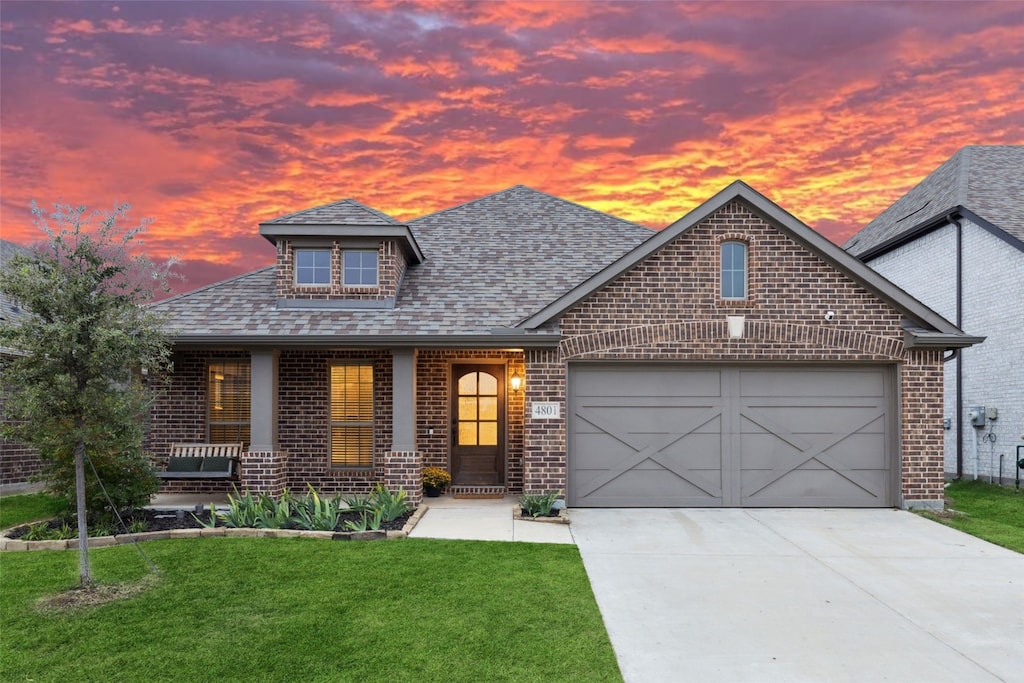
727, 315, 745, 339
510, 371, 523, 392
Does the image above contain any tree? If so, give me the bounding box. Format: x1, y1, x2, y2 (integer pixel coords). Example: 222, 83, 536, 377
0, 201, 175, 585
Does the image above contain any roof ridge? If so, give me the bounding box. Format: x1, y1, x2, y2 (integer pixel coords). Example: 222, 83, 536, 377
955, 146, 972, 206
408, 185, 527, 223
149, 266, 274, 308
265, 197, 399, 225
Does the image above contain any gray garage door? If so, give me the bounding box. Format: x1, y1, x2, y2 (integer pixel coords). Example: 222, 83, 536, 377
568, 364, 894, 507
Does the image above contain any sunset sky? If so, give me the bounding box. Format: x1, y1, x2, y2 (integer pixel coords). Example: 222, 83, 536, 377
2, 1, 1022, 296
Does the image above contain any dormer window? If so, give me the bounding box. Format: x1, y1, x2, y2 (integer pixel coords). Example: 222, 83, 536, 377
295, 249, 331, 286
343, 250, 378, 287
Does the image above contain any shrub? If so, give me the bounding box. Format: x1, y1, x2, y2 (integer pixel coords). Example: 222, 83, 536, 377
519, 491, 561, 518
421, 467, 452, 489
370, 484, 413, 523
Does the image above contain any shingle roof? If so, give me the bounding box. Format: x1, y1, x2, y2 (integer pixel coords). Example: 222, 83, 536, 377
264, 198, 402, 226
845, 145, 1024, 257
152, 185, 654, 341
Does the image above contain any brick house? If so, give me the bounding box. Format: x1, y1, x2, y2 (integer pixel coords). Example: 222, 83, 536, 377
0, 239, 44, 492
148, 181, 980, 509
845, 145, 1023, 484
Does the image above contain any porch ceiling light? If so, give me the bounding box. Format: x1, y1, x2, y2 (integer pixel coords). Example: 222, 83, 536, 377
510, 371, 523, 392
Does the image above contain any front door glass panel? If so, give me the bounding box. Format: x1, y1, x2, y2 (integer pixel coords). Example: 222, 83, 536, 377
456, 371, 499, 446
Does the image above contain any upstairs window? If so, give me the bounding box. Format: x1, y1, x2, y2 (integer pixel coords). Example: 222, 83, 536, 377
721, 241, 748, 300
295, 249, 331, 286
208, 360, 250, 447
343, 250, 378, 287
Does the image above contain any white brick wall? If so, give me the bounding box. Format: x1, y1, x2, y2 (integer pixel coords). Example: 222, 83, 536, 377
868, 220, 1024, 482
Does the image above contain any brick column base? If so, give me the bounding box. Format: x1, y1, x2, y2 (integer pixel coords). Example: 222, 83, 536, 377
377, 450, 423, 507
240, 450, 288, 497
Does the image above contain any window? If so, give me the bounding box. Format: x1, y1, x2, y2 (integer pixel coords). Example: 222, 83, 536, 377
721, 241, 747, 300
295, 249, 331, 286
343, 250, 378, 287
208, 360, 250, 446
330, 364, 374, 467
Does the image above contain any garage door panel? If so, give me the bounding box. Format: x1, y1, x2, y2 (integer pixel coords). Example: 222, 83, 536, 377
740, 370, 885, 397
742, 468, 888, 506
569, 364, 893, 508
574, 368, 721, 397
741, 408, 885, 435
576, 468, 723, 506
578, 407, 722, 434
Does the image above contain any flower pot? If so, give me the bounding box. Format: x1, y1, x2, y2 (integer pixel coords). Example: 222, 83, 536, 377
424, 485, 442, 498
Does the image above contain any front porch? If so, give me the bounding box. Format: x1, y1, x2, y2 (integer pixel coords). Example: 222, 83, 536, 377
146, 347, 533, 505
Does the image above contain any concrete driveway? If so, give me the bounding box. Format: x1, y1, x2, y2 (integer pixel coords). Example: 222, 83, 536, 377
570, 508, 1023, 683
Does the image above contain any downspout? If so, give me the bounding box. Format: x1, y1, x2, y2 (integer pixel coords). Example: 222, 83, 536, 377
951, 213, 964, 479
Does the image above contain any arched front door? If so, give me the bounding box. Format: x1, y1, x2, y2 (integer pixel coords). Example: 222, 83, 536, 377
451, 364, 505, 485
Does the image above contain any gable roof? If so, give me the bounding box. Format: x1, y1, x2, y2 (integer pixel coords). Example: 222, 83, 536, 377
264, 198, 402, 226
845, 146, 1024, 258
518, 181, 981, 349
152, 185, 653, 346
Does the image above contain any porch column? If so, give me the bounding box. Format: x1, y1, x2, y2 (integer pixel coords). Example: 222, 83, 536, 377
386, 349, 422, 505
242, 349, 287, 495
249, 349, 279, 451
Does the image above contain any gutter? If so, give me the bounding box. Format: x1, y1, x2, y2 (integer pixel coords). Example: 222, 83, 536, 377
169, 332, 562, 350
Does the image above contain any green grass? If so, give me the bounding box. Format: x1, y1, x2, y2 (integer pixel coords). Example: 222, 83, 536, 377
0, 493, 66, 529
0, 537, 621, 682
919, 480, 1024, 553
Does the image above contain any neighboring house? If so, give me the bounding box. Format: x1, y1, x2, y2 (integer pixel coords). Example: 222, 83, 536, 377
0, 239, 44, 491
148, 182, 980, 510
845, 146, 1023, 484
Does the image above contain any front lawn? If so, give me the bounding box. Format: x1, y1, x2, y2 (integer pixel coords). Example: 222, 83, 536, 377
0, 537, 621, 682
919, 480, 1024, 553
0, 492, 66, 529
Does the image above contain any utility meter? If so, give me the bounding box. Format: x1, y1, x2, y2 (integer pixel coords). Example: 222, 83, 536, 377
968, 406, 986, 428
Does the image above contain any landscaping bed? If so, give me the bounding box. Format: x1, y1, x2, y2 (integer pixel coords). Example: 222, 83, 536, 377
4, 507, 415, 540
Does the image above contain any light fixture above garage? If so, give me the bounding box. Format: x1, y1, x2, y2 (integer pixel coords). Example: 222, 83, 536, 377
727, 315, 745, 339
510, 371, 523, 392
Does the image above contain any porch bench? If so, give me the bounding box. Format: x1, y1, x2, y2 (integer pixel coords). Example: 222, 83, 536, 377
156, 443, 242, 480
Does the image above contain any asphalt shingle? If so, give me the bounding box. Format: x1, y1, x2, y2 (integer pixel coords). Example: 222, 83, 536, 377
845, 145, 1024, 256
152, 185, 654, 339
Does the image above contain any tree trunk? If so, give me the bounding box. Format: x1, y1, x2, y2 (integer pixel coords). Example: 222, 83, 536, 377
74, 437, 92, 586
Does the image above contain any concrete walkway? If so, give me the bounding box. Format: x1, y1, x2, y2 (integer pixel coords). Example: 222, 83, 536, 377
408, 495, 573, 543
571, 508, 1024, 683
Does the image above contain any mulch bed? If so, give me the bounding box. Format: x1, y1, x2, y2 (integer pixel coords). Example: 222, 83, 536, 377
5, 508, 414, 539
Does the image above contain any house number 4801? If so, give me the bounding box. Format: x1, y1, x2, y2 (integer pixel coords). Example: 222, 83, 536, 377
531, 402, 561, 419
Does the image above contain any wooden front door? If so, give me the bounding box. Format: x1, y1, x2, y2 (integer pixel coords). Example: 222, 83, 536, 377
451, 364, 505, 485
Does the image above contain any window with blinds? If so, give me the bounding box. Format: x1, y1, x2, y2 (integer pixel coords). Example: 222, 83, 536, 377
208, 360, 250, 447
330, 364, 374, 467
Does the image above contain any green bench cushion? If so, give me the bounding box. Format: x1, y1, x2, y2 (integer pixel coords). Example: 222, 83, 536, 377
202, 457, 234, 473
165, 457, 203, 472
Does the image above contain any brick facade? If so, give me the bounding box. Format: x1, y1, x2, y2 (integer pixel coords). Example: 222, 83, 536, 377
1, 356, 44, 488
521, 200, 946, 507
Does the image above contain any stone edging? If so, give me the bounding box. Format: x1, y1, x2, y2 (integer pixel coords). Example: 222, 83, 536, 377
512, 504, 570, 524
0, 504, 429, 552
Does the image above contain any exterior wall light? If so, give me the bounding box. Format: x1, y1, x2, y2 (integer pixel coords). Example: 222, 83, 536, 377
727, 315, 745, 339
510, 371, 523, 392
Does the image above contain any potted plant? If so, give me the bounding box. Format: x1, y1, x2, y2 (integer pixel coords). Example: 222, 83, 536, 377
421, 467, 452, 497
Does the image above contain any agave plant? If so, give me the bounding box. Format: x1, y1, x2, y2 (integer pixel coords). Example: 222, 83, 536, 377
293, 484, 342, 531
